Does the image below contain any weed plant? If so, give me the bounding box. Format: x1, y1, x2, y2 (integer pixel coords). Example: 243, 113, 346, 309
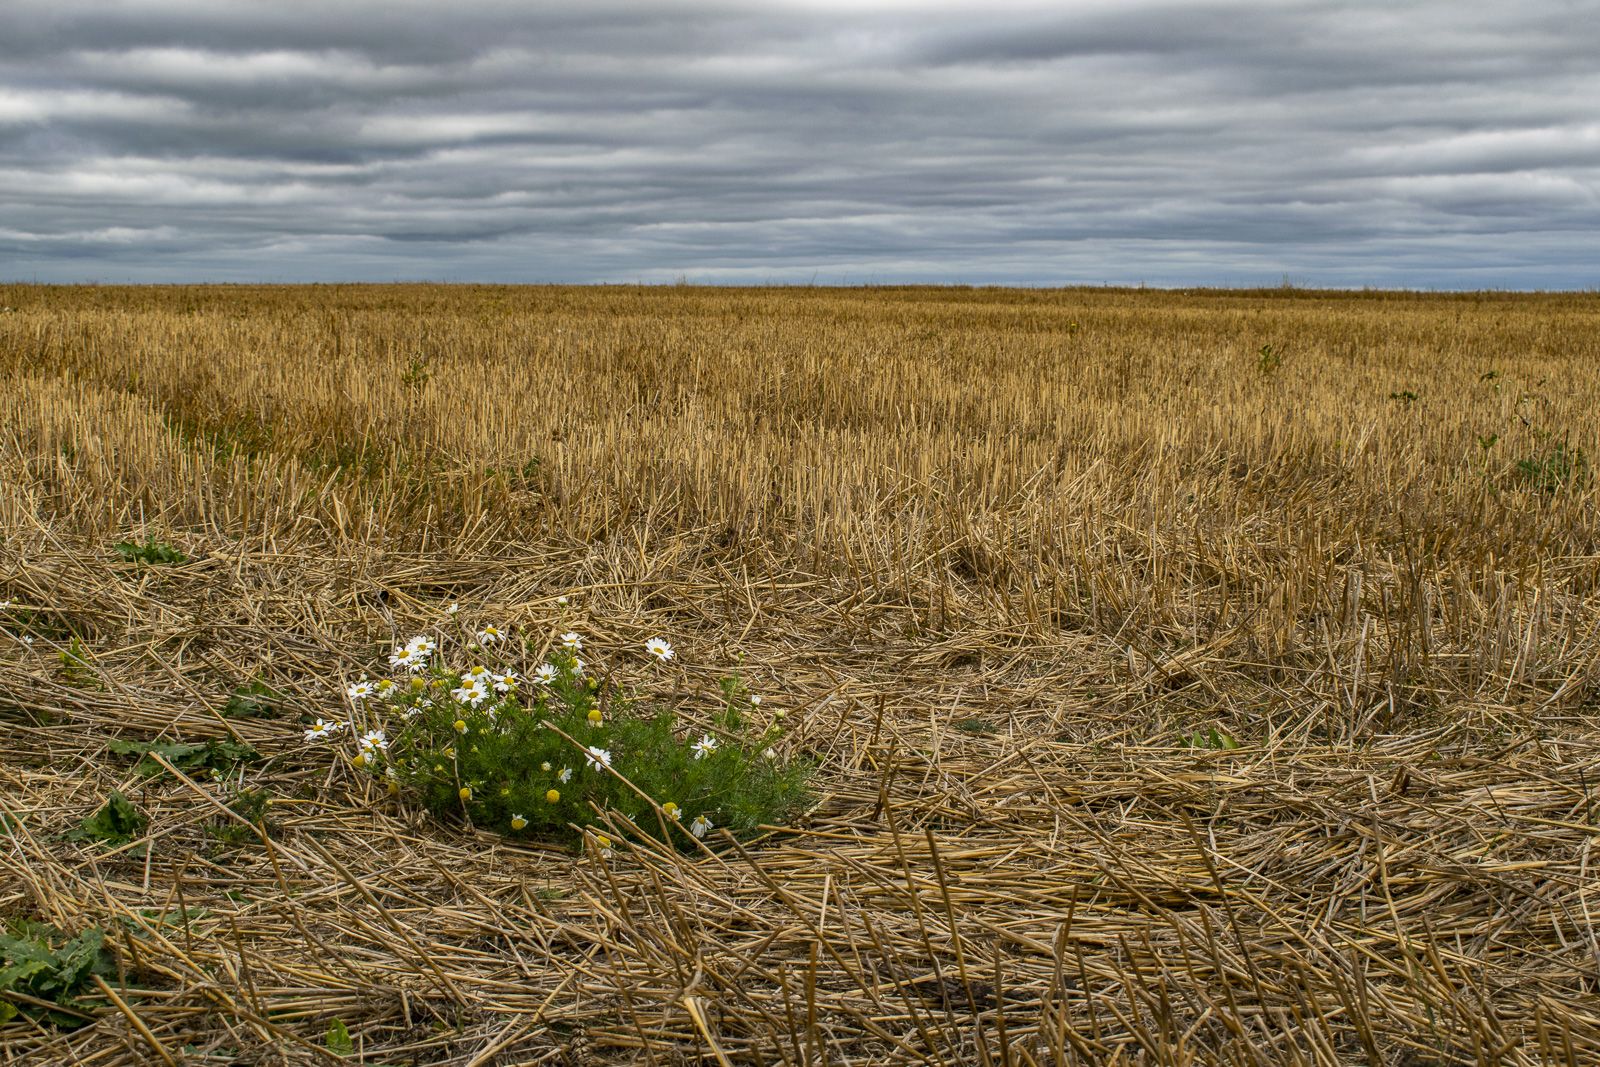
319, 618, 811, 847
112, 536, 186, 565
0, 920, 114, 1027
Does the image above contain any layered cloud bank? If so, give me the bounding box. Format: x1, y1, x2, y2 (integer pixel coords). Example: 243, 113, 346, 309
2, 1, 1597, 286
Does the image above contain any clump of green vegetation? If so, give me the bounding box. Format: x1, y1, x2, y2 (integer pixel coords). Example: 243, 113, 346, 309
220, 681, 284, 720
107, 737, 260, 780
484, 456, 543, 490
399, 355, 432, 391
64, 792, 146, 849
1513, 435, 1589, 494
1257, 343, 1282, 375
320, 621, 811, 848
160, 408, 276, 465
209, 787, 272, 847
1179, 726, 1240, 750
113, 536, 187, 565
58, 637, 98, 689
0, 919, 115, 1027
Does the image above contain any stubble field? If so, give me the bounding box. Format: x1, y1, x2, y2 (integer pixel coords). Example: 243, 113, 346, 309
2, 283, 1599, 1065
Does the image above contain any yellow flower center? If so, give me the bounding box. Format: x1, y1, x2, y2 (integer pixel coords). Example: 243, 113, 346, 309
545, 789, 560, 803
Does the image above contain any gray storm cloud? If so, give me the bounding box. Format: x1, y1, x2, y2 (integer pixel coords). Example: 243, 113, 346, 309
1, 0, 1597, 286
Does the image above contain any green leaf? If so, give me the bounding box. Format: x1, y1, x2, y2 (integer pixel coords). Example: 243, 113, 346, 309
325, 1018, 354, 1055
0, 957, 51, 989
221, 682, 283, 720
65, 791, 147, 846
49, 930, 110, 991
0, 921, 113, 1028
1180, 726, 1240, 751
107, 738, 260, 779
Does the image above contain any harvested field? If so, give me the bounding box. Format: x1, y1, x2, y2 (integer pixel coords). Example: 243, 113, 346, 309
2, 284, 1599, 1064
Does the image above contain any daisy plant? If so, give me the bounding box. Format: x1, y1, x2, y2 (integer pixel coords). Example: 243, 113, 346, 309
321, 618, 810, 849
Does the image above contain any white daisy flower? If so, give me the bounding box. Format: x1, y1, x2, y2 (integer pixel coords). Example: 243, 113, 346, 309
406, 635, 436, 656
558, 766, 573, 783
347, 680, 376, 702
690, 734, 719, 760
493, 671, 519, 692
748, 694, 762, 706
560, 632, 583, 651
584, 746, 612, 770
476, 626, 504, 645
690, 814, 713, 839
389, 647, 418, 670
304, 719, 346, 741
533, 664, 558, 685
446, 602, 459, 614
645, 637, 674, 662
452, 680, 490, 706
557, 595, 569, 605
570, 658, 586, 677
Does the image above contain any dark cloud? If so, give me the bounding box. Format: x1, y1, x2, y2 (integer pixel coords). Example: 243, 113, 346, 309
1, 0, 1597, 286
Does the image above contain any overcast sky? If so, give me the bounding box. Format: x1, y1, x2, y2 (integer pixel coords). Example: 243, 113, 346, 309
2, 0, 1597, 288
